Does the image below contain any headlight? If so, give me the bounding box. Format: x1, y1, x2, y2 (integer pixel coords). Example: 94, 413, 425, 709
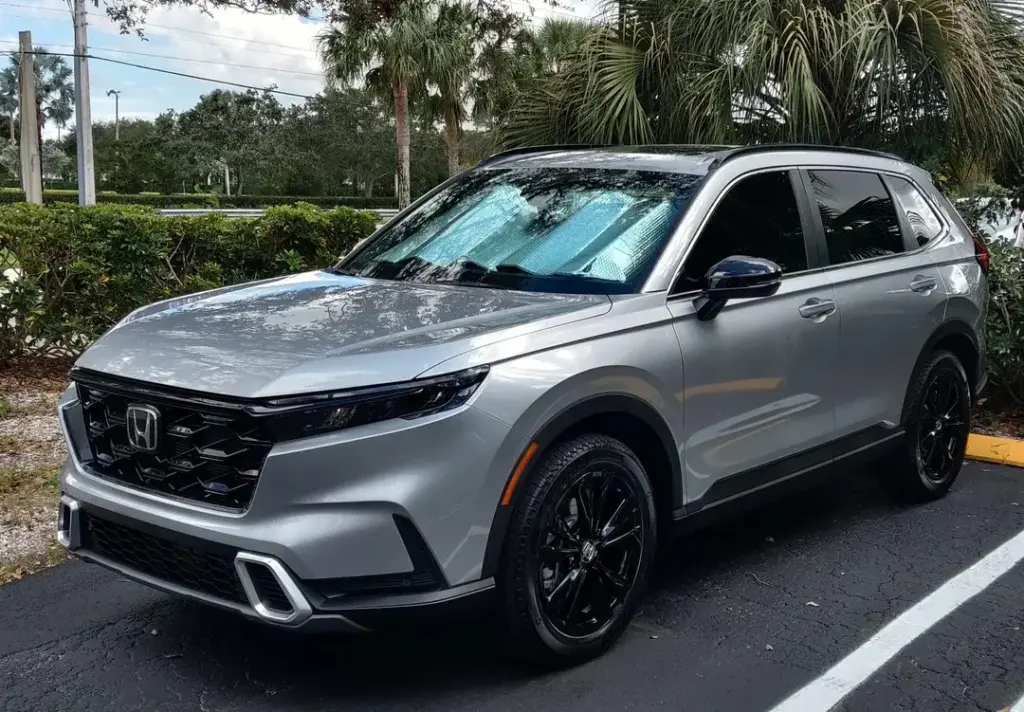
256, 366, 489, 441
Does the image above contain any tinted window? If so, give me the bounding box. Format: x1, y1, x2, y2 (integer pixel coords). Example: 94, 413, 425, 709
889, 176, 944, 246
340, 168, 703, 294
674, 171, 806, 293
808, 170, 904, 265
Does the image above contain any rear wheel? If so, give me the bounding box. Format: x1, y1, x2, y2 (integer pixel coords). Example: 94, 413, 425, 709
888, 350, 972, 502
496, 434, 657, 667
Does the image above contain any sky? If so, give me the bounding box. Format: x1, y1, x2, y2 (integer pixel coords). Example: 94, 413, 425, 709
0, 0, 601, 138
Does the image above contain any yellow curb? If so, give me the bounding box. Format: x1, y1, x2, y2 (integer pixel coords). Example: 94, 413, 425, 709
966, 433, 1024, 468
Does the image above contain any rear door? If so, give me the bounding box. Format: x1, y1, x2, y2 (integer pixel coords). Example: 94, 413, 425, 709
802, 169, 947, 440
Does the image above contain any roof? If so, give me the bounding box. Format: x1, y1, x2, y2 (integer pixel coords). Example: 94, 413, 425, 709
477, 143, 905, 174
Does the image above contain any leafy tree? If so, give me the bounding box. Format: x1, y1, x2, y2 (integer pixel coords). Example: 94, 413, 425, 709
176, 89, 284, 195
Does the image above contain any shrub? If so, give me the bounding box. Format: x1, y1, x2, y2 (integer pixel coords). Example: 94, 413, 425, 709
954, 188, 1024, 405
984, 240, 1024, 405
0, 202, 378, 361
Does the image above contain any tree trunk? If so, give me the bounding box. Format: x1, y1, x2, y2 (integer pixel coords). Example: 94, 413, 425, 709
393, 78, 411, 209
8, 113, 14, 142
364, 179, 374, 199
223, 163, 231, 196
444, 105, 460, 178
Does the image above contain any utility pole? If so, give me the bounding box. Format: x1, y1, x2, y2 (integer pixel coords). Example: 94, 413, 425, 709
18, 31, 42, 205
106, 89, 120, 141
73, 0, 96, 205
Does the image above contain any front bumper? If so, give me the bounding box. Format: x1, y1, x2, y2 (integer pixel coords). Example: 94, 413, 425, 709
56, 382, 514, 629
58, 492, 495, 631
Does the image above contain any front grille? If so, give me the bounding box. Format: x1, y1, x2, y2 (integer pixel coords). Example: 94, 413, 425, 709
76, 380, 273, 510
83, 510, 247, 605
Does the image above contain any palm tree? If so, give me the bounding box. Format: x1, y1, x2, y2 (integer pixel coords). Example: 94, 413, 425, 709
0, 67, 16, 143
423, 2, 478, 177
0, 49, 75, 141
508, 0, 1024, 184
319, 3, 435, 208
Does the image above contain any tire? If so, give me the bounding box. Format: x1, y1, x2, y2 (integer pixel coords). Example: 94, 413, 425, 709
887, 350, 972, 502
496, 434, 657, 667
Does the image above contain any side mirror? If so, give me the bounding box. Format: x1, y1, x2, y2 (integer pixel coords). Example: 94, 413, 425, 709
694, 255, 782, 321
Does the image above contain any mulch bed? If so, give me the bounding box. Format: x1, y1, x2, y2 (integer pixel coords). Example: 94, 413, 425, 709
0, 357, 75, 393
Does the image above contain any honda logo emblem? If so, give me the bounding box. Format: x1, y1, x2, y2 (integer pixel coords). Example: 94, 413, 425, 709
126, 404, 161, 453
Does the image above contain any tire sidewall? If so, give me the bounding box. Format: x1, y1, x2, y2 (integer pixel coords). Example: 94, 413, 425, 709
519, 440, 657, 660
909, 352, 972, 494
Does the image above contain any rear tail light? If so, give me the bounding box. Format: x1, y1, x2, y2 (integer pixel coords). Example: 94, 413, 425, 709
971, 232, 990, 273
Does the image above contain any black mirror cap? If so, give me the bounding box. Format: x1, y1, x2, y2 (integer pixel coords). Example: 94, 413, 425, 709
694, 255, 782, 321
702, 255, 782, 299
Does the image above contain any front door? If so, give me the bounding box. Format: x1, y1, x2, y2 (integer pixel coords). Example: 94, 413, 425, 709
667, 169, 840, 506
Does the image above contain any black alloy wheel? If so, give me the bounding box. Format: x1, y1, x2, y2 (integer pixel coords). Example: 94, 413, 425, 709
496, 434, 657, 666
917, 366, 969, 484
888, 349, 971, 502
534, 468, 645, 639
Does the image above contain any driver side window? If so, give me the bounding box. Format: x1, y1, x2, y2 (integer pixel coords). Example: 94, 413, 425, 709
672, 171, 808, 294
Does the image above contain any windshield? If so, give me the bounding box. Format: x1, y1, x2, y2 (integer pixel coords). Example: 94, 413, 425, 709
336, 167, 704, 294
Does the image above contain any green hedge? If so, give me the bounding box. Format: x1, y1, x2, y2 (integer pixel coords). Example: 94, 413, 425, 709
0, 202, 378, 360
220, 195, 398, 210
0, 188, 396, 210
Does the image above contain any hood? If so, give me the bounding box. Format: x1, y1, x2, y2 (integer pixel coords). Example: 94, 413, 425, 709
75, 271, 609, 398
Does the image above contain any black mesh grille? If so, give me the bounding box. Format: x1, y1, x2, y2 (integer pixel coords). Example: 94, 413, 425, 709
77, 381, 273, 511
246, 564, 294, 612
83, 511, 246, 605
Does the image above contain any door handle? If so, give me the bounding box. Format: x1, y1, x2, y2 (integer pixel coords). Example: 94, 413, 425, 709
798, 298, 836, 319
910, 275, 937, 293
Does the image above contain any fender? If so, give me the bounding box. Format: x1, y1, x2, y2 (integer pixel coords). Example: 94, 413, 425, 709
479, 393, 682, 579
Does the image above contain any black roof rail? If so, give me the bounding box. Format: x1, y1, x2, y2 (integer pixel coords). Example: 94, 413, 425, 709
476, 144, 609, 168
711, 143, 903, 168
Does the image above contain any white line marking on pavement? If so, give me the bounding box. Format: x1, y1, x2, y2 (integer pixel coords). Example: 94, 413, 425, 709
1009, 690, 1024, 712
768, 526, 1024, 712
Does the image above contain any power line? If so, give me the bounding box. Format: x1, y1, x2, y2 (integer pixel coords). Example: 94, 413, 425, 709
0, 2, 321, 56
10, 48, 379, 108
0, 39, 323, 78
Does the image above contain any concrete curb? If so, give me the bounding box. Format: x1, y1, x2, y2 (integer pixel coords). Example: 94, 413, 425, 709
966, 433, 1024, 468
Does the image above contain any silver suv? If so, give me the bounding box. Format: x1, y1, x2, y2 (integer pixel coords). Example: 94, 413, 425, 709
56, 145, 988, 665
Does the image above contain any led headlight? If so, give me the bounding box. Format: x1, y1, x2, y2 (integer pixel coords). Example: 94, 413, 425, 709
256, 366, 489, 441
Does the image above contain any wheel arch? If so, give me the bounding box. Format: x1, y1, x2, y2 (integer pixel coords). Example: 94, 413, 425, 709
901, 319, 981, 424
479, 394, 682, 579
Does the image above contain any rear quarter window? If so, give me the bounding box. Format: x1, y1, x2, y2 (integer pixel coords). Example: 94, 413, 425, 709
888, 176, 945, 246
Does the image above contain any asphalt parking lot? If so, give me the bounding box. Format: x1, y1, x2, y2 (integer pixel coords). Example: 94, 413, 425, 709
2, 462, 1024, 712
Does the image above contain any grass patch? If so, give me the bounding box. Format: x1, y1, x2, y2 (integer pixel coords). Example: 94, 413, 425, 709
0, 464, 60, 512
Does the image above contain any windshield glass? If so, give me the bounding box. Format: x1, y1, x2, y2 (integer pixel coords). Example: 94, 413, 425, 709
337, 167, 704, 294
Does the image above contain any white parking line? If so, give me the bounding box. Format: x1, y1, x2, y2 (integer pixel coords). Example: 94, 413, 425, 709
1010, 691, 1024, 712
768, 526, 1024, 712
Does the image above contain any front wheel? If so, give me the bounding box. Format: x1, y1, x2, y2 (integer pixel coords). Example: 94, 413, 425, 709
887, 350, 972, 502
496, 434, 657, 667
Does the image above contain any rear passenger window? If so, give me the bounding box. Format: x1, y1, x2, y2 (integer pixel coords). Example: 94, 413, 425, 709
808, 170, 904, 265
888, 176, 944, 246
674, 171, 807, 293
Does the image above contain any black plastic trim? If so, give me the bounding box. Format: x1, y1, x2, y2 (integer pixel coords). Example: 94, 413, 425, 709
479, 393, 682, 579
673, 425, 904, 533
302, 514, 448, 603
